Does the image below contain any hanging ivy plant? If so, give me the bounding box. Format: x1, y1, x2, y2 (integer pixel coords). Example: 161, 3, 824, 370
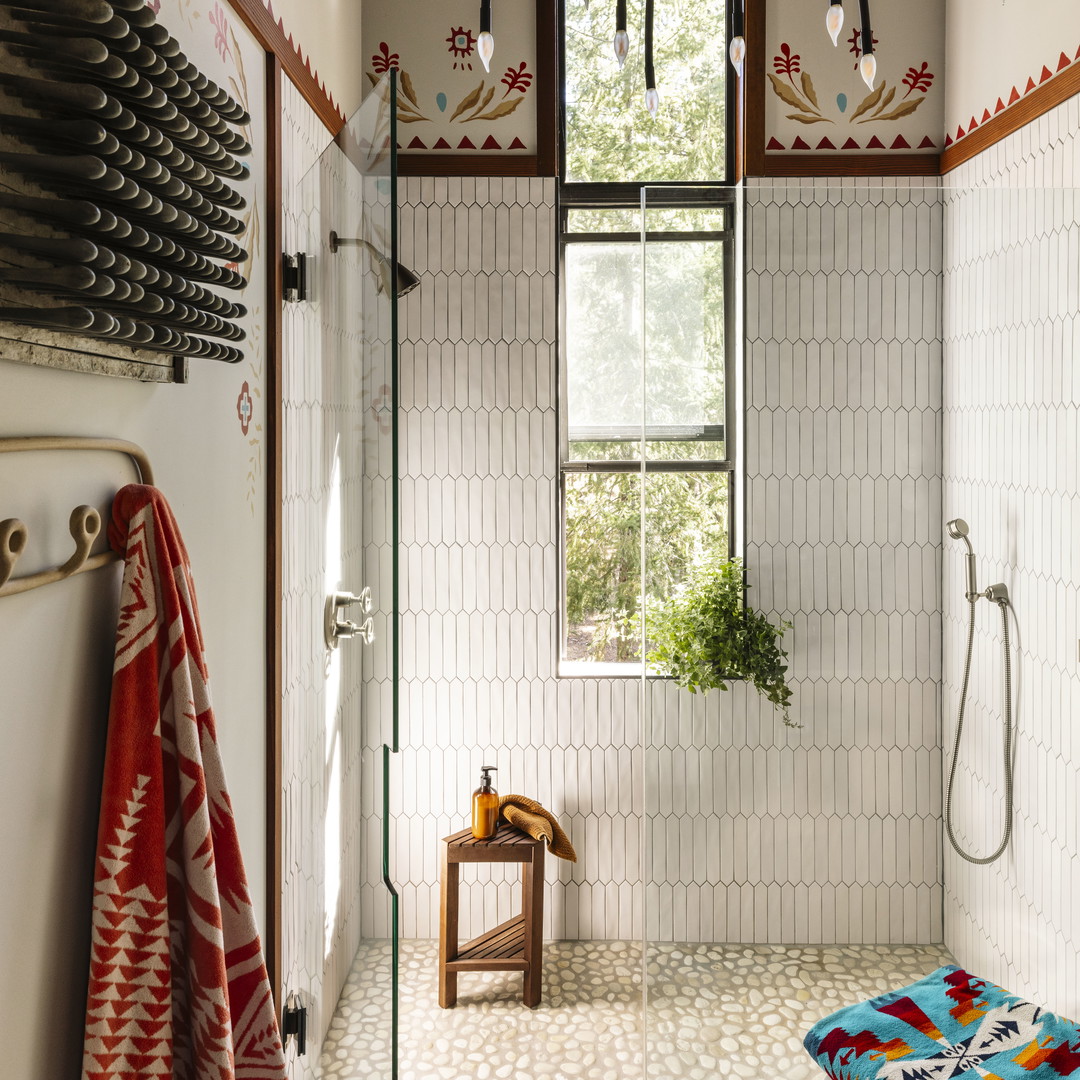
647, 556, 797, 727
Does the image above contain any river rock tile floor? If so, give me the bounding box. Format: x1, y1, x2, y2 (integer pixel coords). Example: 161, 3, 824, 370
320, 940, 954, 1080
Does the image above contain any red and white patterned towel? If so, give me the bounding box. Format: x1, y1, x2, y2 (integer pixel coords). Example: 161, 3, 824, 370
82, 485, 286, 1080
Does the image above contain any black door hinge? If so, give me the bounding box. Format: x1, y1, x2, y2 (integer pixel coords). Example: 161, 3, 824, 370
282, 997, 308, 1056
283, 252, 308, 302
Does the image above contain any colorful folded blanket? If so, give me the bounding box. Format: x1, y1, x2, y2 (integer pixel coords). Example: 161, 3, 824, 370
498, 795, 577, 862
804, 965, 1080, 1079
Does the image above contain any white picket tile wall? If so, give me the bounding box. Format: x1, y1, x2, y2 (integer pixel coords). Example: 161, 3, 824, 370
942, 95, 1080, 1020
743, 180, 944, 945
383, 176, 945, 945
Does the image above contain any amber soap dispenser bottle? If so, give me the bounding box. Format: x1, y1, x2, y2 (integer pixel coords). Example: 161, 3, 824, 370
471, 765, 499, 840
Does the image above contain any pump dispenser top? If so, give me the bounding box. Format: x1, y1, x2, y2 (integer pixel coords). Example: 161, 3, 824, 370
471, 765, 499, 840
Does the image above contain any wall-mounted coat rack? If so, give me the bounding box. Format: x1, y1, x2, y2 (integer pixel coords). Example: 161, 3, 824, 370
0, 435, 153, 597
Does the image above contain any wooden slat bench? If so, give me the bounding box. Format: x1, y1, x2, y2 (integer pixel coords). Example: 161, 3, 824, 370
438, 825, 545, 1008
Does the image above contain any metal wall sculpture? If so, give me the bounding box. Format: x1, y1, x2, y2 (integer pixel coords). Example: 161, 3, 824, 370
0, 0, 249, 368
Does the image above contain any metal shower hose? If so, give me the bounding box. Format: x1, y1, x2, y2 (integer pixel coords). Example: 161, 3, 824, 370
944, 596, 1014, 864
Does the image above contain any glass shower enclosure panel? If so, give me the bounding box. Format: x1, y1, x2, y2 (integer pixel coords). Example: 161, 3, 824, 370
283, 72, 400, 1079
640, 185, 739, 1077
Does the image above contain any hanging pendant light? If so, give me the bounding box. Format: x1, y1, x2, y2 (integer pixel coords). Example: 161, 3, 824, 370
478, 0, 494, 72
644, 0, 658, 113
825, 1, 844, 47
614, 0, 629, 68
728, 0, 745, 78
857, 0, 876, 88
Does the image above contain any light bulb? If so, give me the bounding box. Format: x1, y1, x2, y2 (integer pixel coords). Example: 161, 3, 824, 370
728, 35, 745, 78
477, 30, 494, 72
859, 50, 876, 89
826, 3, 844, 46
645, 87, 659, 114
613, 29, 629, 67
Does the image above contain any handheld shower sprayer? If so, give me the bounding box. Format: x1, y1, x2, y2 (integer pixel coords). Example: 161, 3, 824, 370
945, 518, 1009, 605
945, 518, 979, 601
944, 517, 1015, 864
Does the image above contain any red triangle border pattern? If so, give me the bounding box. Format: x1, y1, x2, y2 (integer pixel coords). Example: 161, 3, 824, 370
766, 43, 1080, 153
949, 44, 1078, 145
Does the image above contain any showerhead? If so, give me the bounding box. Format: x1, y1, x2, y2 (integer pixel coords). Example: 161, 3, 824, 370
946, 518, 969, 540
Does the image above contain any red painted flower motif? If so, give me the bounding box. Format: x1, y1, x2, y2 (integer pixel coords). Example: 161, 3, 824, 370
236, 382, 253, 435
773, 42, 800, 83
372, 41, 400, 74
848, 27, 879, 67
902, 61, 935, 97
447, 27, 476, 70
210, 3, 231, 63
501, 61, 533, 97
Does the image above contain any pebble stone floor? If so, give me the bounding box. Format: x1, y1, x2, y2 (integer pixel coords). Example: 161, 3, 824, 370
320, 939, 955, 1080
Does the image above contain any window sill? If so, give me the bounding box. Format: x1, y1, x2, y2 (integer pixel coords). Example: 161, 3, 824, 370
558, 661, 672, 679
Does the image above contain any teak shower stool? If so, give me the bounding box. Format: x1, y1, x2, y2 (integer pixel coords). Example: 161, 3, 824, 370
438, 825, 545, 1008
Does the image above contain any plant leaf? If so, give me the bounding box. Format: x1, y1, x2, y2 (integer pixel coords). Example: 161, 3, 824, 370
449, 82, 485, 122
469, 94, 526, 122
786, 113, 832, 124
800, 71, 819, 110
399, 70, 419, 107
365, 71, 379, 88
871, 86, 896, 116
862, 97, 926, 122
767, 73, 817, 115
396, 113, 429, 123
849, 82, 885, 121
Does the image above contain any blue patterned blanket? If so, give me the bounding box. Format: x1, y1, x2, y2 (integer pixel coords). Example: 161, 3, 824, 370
804, 965, 1080, 1079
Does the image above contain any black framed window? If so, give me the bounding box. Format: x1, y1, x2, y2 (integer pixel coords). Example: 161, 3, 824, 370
558, 3, 736, 669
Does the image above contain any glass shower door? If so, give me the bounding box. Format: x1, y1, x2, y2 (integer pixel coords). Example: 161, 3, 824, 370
280, 72, 400, 1080
640, 185, 739, 1078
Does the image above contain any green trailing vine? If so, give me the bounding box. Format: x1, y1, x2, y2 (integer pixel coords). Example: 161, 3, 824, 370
647, 556, 797, 727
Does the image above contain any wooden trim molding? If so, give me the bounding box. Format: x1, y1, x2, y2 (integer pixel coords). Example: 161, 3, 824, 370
941, 62, 1080, 173
398, 155, 542, 177
228, 0, 346, 133
763, 153, 941, 177
743, 0, 767, 177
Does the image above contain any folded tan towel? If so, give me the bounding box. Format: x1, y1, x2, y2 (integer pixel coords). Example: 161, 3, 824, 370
499, 795, 577, 862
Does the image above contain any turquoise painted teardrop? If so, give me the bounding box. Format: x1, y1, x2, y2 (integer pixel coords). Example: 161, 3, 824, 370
436, 92, 448, 112
836, 92, 848, 112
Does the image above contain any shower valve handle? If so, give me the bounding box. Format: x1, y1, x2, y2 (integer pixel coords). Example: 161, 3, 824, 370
324, 587, 374, 649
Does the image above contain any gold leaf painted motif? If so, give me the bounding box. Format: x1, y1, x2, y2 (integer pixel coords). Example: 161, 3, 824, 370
871, 86, 896, 116
468, 95, 527, 122
850, 83, 885, 121
864, 97, 926, 123
449, 82, 486, 122
768, 73, 818, 115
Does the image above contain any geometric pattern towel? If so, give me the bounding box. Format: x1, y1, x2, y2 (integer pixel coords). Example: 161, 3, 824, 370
82, 485, 286, 1080
498, 794, 578, 861
804, 965, 1080, 1079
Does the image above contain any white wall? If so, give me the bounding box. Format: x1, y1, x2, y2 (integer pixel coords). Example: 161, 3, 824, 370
941, 95, 1080, 1020
266, 0, 366, 119
945, 0, 1080, 146
0, 5, 269, 1075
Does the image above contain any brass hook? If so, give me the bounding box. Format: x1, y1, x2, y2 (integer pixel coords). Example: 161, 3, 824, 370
0, 518, 28, 589
59, 506, 101, 578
